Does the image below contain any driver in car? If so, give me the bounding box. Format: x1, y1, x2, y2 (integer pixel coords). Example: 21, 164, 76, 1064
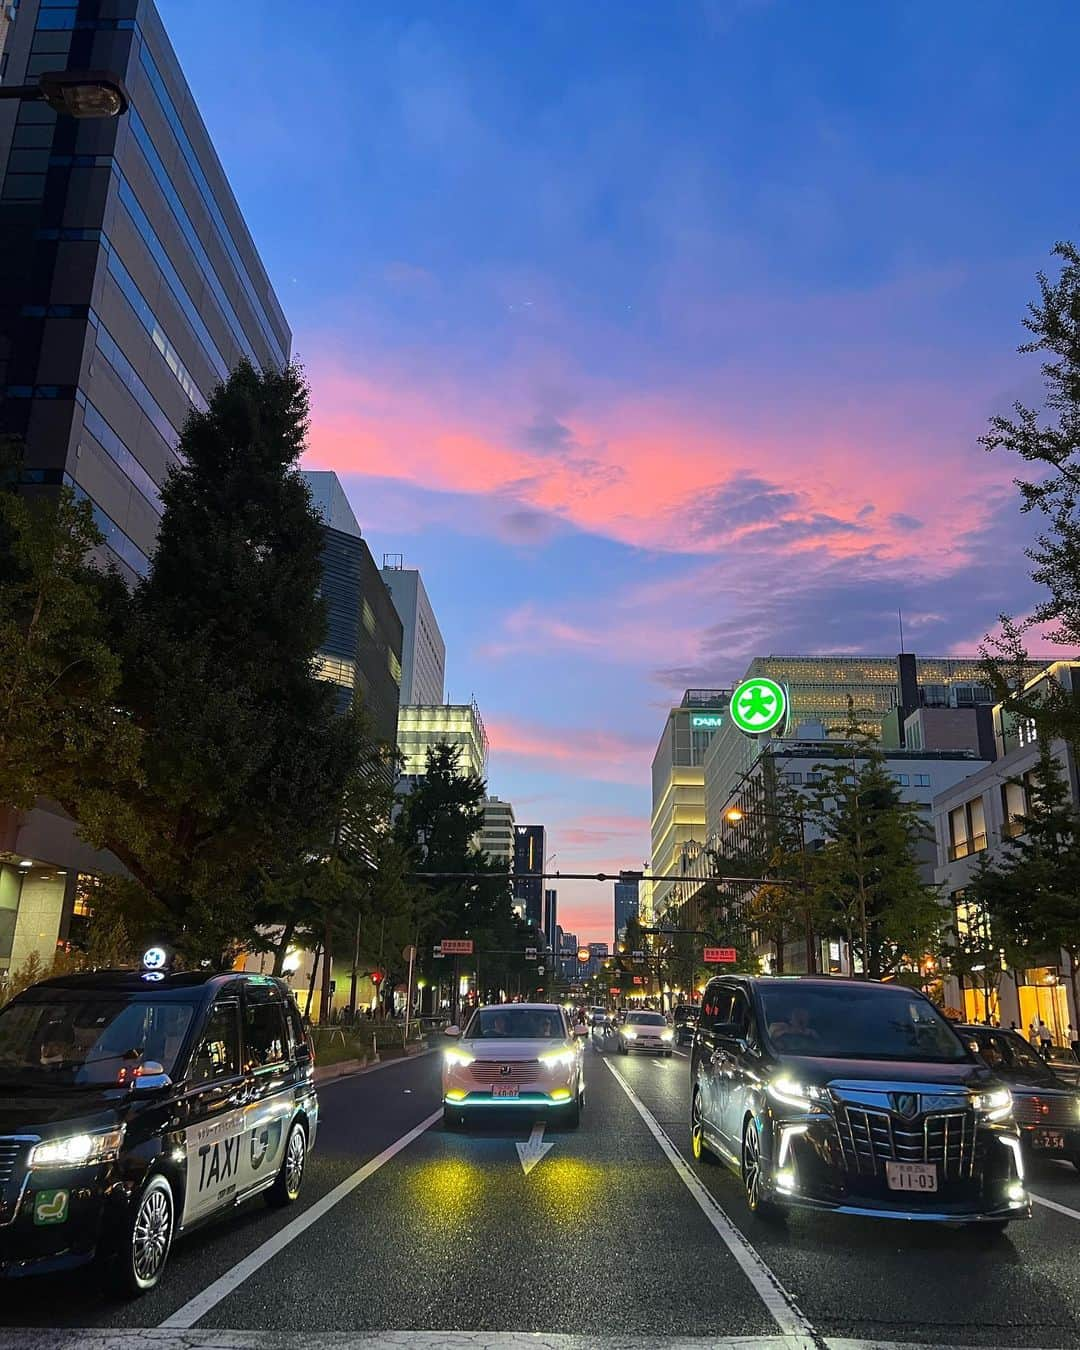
769, 1005, 819, 1043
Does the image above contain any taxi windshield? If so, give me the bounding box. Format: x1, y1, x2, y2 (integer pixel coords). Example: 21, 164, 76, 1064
466, 1008, 564, 1040
0, 997, 196, 1086
760, 985, 967, 1062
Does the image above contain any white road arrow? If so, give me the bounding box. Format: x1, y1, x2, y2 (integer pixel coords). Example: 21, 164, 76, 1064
515, 1121, 554, 1176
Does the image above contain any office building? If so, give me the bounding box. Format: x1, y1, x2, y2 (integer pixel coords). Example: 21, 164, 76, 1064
303, 472, 402, 747
650, 689, 731, 915
397, 701, 488, 781
935, 661, 1080, 1034
614, 877, 639, 948
512, 824, 545, 928
543, 888, 557, 946
479, 796, 515, 869
0, 0, 288, 978
380, 558, 445, 707
0, 3, 13, 70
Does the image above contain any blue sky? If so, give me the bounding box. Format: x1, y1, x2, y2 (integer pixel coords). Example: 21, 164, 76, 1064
161, 0, 1080, 941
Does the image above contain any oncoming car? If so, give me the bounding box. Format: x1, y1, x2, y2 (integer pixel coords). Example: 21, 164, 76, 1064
617, 1010, 674, 1056
0, 959, 317, 1295
691, 976, 1026, 1230
442, 1003, 587, 1127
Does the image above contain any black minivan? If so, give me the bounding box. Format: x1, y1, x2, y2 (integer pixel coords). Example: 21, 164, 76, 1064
0, 960, 318, 1294
690, 975, 1027, 1229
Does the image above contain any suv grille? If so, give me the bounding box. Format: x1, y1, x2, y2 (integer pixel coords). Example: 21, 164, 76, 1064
837, 1107, 975, 1180
468, 1060, 539, 1084
1013, 1094, 1078, 1129
0, 1137, 27, 1186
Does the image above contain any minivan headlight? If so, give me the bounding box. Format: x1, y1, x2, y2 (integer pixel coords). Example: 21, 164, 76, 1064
30, 1126, 125, 1169
539, 1047, 577, 1069
972, 1087, 1012, 1121
444, 1048, 476, 1068
768, 1077, 828, 1112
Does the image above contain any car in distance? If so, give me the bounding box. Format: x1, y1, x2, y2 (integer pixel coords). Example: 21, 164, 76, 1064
442, 1003, 587, 1127
0, 957, 317, 1295
617, 1010, 674, 1056
691, 976, 1027, 1230
961, 1024, 1080, 1170
672, 1004, 700, 1046
587, 1006, 611, 1029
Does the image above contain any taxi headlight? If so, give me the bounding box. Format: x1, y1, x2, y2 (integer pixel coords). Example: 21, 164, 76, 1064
444, 1048, 476, 1068
539, 1047, 577, 1070
768, 1077, 828, 1112
30, 1126, 125, 1169
622, 1030, 638, 1040
972, 1087, 1012, 1121
660, 1029, 674, 1041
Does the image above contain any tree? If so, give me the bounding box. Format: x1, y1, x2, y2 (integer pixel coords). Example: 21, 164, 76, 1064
807, 705, 944, 980
980, 241, 1080, 744
977, 743, 1080, 1025
0, 438, 139, 815
68, 361, 360, 961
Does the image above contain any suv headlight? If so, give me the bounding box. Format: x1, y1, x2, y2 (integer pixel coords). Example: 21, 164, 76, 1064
539, 1048, 577, 1069
768, 1077, 828, 1112
972, 1087, 1012, 1121
622, 1029, 637, 1040
660, 1029, 674, 1041
444, 1048, 476, 1068
29, 1126, 125, 1169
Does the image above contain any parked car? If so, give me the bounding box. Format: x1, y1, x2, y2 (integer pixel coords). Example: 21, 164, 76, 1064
1044, 1044, 1080, 1088
961, 1025, 1080, 1169
0, 953, 317, 1295
672, 1004, 700, 1046
691, 975, 1026, 1229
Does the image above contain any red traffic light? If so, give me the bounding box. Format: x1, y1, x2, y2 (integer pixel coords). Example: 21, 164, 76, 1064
371, 971, 383, 985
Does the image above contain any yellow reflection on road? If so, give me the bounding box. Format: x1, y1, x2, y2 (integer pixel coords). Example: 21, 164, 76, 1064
527, 1156, 601, 1228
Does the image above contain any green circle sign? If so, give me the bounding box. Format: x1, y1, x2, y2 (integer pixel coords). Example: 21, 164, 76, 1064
730, 677, 787, 735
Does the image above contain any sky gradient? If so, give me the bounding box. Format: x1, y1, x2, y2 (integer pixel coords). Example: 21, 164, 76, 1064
162, 0, 1080, 943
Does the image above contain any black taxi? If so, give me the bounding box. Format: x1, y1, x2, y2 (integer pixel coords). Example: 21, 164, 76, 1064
0, 951, 318, 1295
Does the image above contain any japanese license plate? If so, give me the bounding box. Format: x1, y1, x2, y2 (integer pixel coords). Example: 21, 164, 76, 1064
1033, 1129, 1065, 1150
492, 1084, 519, 1098
885, 1161, 938, 1193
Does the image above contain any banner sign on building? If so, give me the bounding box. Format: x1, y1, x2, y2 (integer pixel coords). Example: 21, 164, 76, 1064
441, 939, 474, 955
729, 677, 787, 736
690, 712, 724, 730
703, 946, 737, 964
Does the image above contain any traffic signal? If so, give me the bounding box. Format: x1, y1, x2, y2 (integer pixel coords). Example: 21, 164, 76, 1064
371, 971, 383, 986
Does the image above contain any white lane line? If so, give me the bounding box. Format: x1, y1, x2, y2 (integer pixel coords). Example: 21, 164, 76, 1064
160, 1108, 443, 1330
601, 1056, 816, 1344
1031, 1190, 1080, 1222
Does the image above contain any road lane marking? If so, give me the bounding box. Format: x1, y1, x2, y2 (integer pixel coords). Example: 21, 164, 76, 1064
602, 1056, 817, 1344
0, 1332, 831, 1349
159, 1107, 443, 1330
516, 1120, 553, 1175
1031, 1191, 1080, 1222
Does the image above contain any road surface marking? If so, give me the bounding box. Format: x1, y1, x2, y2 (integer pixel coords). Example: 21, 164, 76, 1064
516, 1120, 554, 1175
0, 1332, 830, 1349
1031, 1191, 1080, 1222
160, 1108, 442, 1330
602, 1056, 816, 1343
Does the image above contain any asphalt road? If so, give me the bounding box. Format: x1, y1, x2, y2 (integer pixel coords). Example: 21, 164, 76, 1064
3, 1033, 1080, 1349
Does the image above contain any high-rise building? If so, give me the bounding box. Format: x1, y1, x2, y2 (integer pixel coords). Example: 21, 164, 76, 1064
0, 0, 288, 979
614, 878, 639, 948
479, 796, 514, 869
302, 472, 402, 747
0, 2, 13, 71
650, 689, 731, 915
380, 558, 445, 707
397, 701, 488, 781
543, 888, 557, 945
512, 824, 545, 929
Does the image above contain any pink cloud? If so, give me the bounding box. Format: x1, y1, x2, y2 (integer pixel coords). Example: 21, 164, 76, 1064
485, 717, 652, 786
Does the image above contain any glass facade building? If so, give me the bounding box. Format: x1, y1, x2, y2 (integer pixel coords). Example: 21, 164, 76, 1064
397, 702, 488, 781
380, 562, 445, 707
513, 824, 546, 930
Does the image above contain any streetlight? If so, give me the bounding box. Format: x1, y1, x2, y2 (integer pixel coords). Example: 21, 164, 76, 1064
723, 797, 816, 974
0, 69, 129, 118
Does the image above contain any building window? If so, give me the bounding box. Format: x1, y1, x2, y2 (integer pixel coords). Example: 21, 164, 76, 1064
914, 773, 931, 787
388, 649, 401, 685
949, 796, 987, 861
1001, 779, 1028, 839
362, 598, 376, 638
895, 773, 909, 787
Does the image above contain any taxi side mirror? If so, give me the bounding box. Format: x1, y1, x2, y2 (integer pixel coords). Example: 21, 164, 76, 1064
444, 1025, 461, 1038
133, 1061, 171, 1091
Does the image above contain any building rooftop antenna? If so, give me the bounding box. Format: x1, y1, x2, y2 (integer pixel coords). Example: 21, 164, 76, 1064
898, 607, 906, 654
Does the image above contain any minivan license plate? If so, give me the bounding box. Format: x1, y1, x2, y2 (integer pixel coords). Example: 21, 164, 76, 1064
1033, 1129, 1065, 1150
492, 1085, 519, 1098
885, 1161, 937, 1192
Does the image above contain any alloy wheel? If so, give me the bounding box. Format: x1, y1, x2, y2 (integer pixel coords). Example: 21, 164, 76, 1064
691, 1091, 705, 1160
284, 1124, 306, 1199
742, 1119, 763, 1210
132, 1185, 171, 1284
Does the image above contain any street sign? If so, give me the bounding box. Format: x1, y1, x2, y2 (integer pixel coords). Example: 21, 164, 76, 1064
632, 950, 644, 964
609, 986, 619, 995
576, 946, 591, 964
729, 677, 787, 736
632, 976, 644, 985
433, 945, 444, 959
441, 939, 474, 955
402, 944, 416, 962
703, 946, 737, 964
525, 947, 537, 960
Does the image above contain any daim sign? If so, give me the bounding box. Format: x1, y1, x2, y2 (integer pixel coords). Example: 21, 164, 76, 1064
729, 677, 787, 736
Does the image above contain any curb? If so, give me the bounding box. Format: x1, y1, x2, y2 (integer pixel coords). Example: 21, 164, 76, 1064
315, 1044, 434, 1086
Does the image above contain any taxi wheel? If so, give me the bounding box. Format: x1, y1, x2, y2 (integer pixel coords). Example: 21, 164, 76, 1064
267, 1120, 307, 1208
113, 1175, 174, 1297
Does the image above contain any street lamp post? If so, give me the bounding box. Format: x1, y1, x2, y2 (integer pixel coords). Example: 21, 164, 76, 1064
725, 799, 817, 975
0, 69, 129, 118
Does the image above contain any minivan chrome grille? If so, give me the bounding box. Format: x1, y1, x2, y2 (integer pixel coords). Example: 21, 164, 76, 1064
0, 1137, 26, 1186
837, 1107, 975, 1180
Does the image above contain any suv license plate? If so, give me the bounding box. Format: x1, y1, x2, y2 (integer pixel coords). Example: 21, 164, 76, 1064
1033, 1129, 1065, 1150
492, 1085, 519, 1098
885, 1161, 938, 1193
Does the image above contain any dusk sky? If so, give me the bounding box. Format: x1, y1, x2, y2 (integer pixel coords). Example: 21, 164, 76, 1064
162, 0, 1080, 944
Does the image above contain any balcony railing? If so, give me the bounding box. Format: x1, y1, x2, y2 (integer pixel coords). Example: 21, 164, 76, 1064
948, 832, 987, 862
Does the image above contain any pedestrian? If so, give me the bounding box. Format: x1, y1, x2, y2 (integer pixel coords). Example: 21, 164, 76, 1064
1009, 1021, 1018, 1033
1028, 1016, 1040, 1045
1038, 1019, 1053, 1056
1070, 1024, 1080, 1058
